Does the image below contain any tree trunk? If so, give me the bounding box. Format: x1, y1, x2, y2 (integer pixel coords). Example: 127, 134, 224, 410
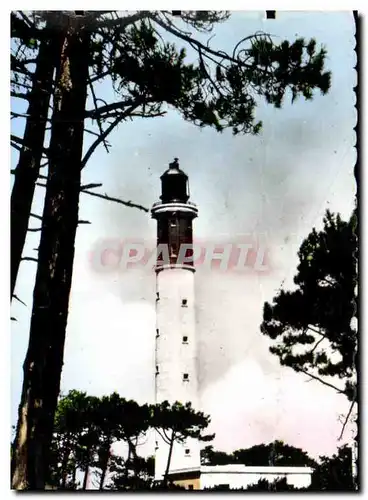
99, 448, 111, 491
60, 441, 71, 489
11, 24, 59, 299
163, 432, 175, 488
82, 465, 89, 490
11, 16, 90, 490
71, 465, 77, 489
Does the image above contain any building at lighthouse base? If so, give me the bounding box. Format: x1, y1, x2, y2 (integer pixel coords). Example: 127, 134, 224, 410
164, 464, 314, 490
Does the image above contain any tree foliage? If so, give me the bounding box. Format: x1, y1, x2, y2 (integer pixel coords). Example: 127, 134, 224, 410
201, 440, 316, 467
243, 477, 299, 491
261, 210, 357, 402
88, 11, 331, 135
152, 401, 214, 486
310, 445, 355, 491
44, 392, 212, 490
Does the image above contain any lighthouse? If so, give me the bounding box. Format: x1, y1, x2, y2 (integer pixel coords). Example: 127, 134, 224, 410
151, 158, 200, 482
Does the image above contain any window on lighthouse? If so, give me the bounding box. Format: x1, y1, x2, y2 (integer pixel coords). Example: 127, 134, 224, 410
182, 299, 188, 307
182, 336, 188, 343
183, 373, 189, 381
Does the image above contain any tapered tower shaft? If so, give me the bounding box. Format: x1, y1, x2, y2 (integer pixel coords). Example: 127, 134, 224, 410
151, 159, 200, 481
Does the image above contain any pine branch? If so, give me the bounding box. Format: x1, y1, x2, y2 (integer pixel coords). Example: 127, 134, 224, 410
85, 98, 140, 119
11, 79, 33, 90
307, 325, 325, 336
84, 128, 101, 138
92, 10, 149, 32
129, 111, 166, 119
13, 294, 27, 307
21, 256, 38, 263
11, 91, 30, 101
11, 54, 33, 77
81, 116, 124, 169
36, 181, 149, 212
30, 213, 42, 221
338, 399, 356, 441
310, 336, 326, 354
11, 135, 49, 155
299, 368, 346, 395
88, 78, 110, 154
81, 100, 144, 169
80, 189, 149, 212
163, 429, 171, 443
17, 11, 36, 30
155, 428, 170, 445
80, 183, 103, 190
11, 141, 22, 152
148, 12, 255, 70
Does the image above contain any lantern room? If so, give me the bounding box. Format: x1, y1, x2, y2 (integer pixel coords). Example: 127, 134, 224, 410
160, 158, 189, 203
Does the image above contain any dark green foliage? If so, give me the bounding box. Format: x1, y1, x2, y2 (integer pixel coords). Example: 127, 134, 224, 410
201, 445, 236, 465
152, 401, 214, 486
87, 12, 331, 135
46, 392, 213, 490
310, 445, 355, 491
244, 477, 298, 491
201, 441, 316, 467
46, 391, 101, 489
204, 478, 304, 491
261, 210, 357, 401
233, 440, 317, 467
152, 401, 215, 444
108, 455, 155, 490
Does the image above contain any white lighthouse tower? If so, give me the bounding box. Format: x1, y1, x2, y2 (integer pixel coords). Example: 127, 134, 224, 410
151, 158, 200, 482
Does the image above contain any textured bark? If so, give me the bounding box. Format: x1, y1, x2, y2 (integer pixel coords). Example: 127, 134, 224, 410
163, 432, 175, 487
82, 465, 89, 490
11, 24, 59, 299
99, 444, 111, 490
11, 18, 90, 490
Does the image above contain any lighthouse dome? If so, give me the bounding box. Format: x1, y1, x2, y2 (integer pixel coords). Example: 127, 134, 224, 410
160, 158, 189, 203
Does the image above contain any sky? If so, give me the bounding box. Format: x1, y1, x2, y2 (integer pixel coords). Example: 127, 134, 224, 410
10, 11, 356, 461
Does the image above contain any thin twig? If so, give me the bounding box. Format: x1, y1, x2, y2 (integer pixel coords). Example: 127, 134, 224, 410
310, 336, 326, 354
36, 182, 149, 212
81, 190, 149, 212
11, 91, 29, 101
80, 183, 103, 190
88, 77, 110, 154
21, 256, 38, 263
85, 98, 139, 119
13, 294, 27, 307
299, 368, 346, 395
155, 428, 169, 445
81, 102, 142, 169
338, 399, 356, 440
11, 142, 22, 152
30, 213, 42, 221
